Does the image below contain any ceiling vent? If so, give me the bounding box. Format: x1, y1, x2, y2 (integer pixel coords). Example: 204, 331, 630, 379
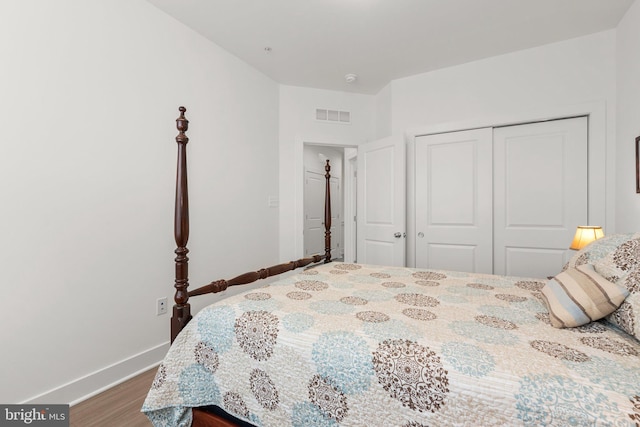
316, 108, 351, 124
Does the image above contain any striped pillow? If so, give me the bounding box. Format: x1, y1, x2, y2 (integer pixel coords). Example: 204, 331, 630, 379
541, 264, 629, 328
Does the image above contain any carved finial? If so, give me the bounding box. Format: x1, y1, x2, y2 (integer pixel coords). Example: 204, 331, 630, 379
176, 106, 189, 143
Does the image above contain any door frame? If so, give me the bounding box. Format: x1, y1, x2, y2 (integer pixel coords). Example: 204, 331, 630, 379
405, 101, 609, 267
296, 139, 357, 261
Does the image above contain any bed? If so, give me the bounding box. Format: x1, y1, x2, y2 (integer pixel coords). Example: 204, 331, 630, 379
143, 107, 640, 426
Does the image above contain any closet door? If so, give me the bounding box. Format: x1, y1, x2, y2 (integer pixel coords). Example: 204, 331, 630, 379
415, 128, 493, 273
493, 117, 588, 278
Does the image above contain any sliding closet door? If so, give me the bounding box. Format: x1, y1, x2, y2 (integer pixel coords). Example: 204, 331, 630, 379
415, 128, 493, 273
493, 117, 588, 278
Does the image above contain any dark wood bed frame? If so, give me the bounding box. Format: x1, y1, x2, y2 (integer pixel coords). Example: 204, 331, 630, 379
169, 107, 332, 426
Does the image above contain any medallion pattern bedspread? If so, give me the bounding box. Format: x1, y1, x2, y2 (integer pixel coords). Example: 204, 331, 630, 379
143, 263, 640, 426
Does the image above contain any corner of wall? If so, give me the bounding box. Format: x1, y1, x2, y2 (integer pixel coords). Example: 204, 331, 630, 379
374, 83, 393, 139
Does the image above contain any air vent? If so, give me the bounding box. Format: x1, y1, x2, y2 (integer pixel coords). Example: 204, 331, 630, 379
316, 108, 351, 124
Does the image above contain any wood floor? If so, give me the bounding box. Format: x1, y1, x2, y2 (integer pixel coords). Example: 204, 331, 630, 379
70, 367, 156, 426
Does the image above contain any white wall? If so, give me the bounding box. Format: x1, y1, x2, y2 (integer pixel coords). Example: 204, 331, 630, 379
278, 85, 375, 261
374, 83, 392, 139
392, 31, 617, 134
391, 30, 617, 233
616, 0, 640, 231
0, 0, 279, 404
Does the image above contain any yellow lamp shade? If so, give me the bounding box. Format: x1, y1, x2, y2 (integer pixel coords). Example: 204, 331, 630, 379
570, 226, 604, 250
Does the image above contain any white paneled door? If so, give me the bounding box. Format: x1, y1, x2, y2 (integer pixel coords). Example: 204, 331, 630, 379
493, 117, 588, 278
304, 169, 342, 258
357, 136, 406, 266
415, 128, 494, 273
303, 169, 324, 257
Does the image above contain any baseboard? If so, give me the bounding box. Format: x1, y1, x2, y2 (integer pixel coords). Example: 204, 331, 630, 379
21, 341, 170, 406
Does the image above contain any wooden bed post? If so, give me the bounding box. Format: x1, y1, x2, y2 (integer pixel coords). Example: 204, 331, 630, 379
171, 106, 192, 343
169, 107, 331, 343
324, 159, 331, 263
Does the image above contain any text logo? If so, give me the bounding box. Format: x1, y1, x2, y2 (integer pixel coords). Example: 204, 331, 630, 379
0, 405, 68, 426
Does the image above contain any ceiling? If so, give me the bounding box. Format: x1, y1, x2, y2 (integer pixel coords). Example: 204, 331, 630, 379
146, 0, 634, 94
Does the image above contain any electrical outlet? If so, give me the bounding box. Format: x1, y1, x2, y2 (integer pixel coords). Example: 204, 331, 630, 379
156, 297, 168, 316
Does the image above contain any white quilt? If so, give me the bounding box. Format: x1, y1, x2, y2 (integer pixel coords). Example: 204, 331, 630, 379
143, 263, 640, 426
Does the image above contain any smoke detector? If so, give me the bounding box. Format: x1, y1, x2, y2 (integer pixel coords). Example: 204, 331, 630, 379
344, 73, 358, 84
